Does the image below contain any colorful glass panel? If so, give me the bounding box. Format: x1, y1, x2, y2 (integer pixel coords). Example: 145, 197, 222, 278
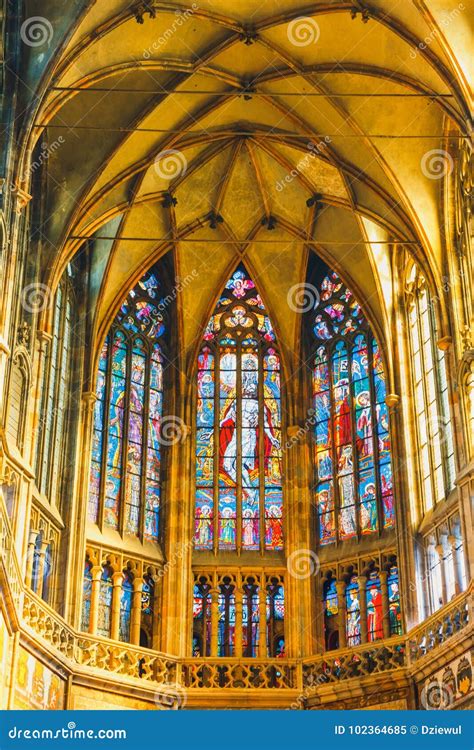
97, 566, 113, 638
388, 566, 402, 635
119, 572, 133, 642
345, 575, 361, 647
312, 270, 395, 543
88, 267, 166, 542
366, 573, 384, 642
195, 266, 283, 552
81, 562, 93, 632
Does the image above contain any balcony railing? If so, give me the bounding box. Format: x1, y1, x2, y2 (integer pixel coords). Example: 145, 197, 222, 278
1, 500, 472, 698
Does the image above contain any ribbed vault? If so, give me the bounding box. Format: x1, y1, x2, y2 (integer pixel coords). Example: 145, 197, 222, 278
17, 0, 471, 368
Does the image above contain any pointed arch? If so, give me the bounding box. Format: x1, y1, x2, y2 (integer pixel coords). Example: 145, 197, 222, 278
308, 263, 396, 546
88, 262, 169, 543
194, 265, 283, 554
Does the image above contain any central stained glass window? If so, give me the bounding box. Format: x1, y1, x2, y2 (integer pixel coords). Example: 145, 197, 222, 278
194, 266, 283, 553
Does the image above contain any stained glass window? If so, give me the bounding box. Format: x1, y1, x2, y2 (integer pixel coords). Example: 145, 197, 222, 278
387, 566, 402, 635
406, 266, 456, 512
192, 580, 211, 656
218, 581, 236, 657
194, 266, 283, 553
81, 561, 93, 632
97, 564, 113, 638
119, 572, 133, 642
345, 575, 361, 647
266, 581, 285, 657
323, 577, 339, 651
366, 572, 383, 641
311, 268, 395, 545
87, 266, 167, 542
242, 579, 260, 657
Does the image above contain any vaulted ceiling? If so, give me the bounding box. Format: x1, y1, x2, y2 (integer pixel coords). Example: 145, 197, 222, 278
17, 0, 471, 371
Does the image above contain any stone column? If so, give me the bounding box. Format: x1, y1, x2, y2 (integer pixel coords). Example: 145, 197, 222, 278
435, 543, 447, 605
210, 588, 219, 657
448, 534, 464, 595
258, 582, 267, 658
358, 575, 368, 643
24, 530, 38, 588
335, 580, 347, 648
34, 540, 50, 599
88, 565, 103, 635
234, 587, 243, 658
151, 573, 161, 650
379, 570, 390, 638
130, 577, 144, 645
110, 572, 124, 641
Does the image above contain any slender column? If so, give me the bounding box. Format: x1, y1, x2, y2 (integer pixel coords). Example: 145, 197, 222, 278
24, 530, 38, 588
258, 581, 267, 658
234, 587, 243, 658
110, 572, 124, 641
151, 574, 161, 650
130, 578, 143, 645
335, 580, 347, 648
89, 565, 103, 635
435, 543, 447, 605
358, 575, 368, 643
35, 540, 49, 599
379, 570, 390, 638
210, 588, 219, 657
448, 535, 464, 595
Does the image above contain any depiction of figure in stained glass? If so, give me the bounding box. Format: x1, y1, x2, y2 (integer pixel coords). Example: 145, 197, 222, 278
311, 266, 395, 544
367, 579, 383, 641
346, 577, 361, 647
388, 567, 402, 635
195, 266, 283, 552
88, 265, 167, 543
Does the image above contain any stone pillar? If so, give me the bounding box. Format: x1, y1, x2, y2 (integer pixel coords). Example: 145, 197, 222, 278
110, 572, 124, 641
210, 588, 219, 657
234, 587, 243, 658
24, 530, 38, 588
34, 540, 50, 599
435, 544, 447, 605
151, 573, 161, 650
258, 582, 267, 658
335, 580, 347, 648
89, 565, 102, 635
130, 577, 143, 645
379, 570, 390, 638
448, 534, 464, 594
358, 575, 368, 644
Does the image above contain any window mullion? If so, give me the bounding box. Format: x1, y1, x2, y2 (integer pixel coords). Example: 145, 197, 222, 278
119, 336, 133, 537
258, 342, 265, 555
236, 338, 242, 553
213, 343, 220, 556
99, 333, 114, 531
327, 343, 341, 546
347, 338, 361, 540
140, 342, 152, 543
